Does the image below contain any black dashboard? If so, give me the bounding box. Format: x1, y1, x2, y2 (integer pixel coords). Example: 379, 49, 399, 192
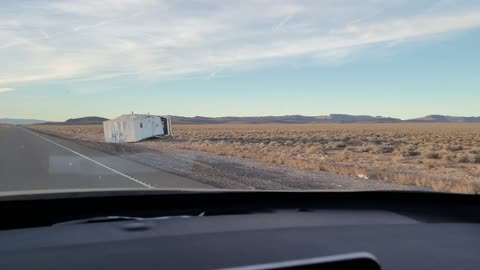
0, 190, 479, 270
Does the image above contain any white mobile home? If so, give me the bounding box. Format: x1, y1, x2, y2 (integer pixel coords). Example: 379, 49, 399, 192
103, 114, 172, 143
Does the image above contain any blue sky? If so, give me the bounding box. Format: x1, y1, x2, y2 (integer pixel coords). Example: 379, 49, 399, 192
1, 0, 480, 121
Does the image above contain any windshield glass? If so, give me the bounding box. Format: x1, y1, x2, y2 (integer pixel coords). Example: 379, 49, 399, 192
1, 0, 479, 195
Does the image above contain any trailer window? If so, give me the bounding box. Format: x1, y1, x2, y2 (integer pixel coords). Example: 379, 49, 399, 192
140, 123, 143, 128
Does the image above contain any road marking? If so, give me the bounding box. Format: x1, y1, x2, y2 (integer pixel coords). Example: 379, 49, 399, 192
23, 128, 154, 189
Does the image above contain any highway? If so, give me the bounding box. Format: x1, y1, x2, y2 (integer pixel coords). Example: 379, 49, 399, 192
0, 126, 213, 192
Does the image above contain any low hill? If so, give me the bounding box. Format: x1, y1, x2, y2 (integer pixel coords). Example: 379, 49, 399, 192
65, 116, 108, 125
40, 116, 109, 125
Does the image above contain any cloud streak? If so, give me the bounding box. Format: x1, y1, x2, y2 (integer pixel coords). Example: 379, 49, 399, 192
1, 0, 480, 86
0, 87, 14, 93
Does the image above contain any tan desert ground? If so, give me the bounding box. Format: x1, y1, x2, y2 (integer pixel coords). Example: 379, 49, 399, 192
28, 123, 480, 193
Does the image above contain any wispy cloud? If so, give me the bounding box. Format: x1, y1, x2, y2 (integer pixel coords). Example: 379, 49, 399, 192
0, 61, 85, 85
48, 0, 157, 15
0, 87, 14, 93
1, 0, 480, 87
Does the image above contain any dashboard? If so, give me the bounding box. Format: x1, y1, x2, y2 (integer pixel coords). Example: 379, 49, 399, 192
0, 190, 478, 270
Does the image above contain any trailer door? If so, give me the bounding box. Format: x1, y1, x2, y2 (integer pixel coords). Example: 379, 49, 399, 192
153, 117, 164, 136
160, 117, 170, 136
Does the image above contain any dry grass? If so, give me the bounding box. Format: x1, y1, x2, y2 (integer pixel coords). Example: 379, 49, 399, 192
28, 123, 480, 194
28, 124, 105, 142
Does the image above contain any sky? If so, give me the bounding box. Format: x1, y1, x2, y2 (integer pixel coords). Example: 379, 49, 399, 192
1, 0, 479, 121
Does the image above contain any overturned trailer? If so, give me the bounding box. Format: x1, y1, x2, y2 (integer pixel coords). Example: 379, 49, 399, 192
103, 114, 172, 143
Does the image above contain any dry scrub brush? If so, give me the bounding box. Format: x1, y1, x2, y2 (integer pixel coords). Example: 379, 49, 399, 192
166, 124, 480, 193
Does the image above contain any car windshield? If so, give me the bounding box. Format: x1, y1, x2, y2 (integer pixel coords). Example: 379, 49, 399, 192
0, 0, 479, 195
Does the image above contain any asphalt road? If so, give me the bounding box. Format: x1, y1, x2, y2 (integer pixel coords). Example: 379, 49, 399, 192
0, 126, 213, 192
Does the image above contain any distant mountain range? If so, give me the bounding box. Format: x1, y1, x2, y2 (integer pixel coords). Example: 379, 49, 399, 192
3, 114, 480, 125
0, 118, 46, 125
171, 114, 404, 124
171, 114, 480, 124
407, 115, 480, 123
172, 114, 480, 124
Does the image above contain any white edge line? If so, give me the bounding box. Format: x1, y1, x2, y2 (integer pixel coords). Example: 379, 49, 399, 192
23, 128, 154, 189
